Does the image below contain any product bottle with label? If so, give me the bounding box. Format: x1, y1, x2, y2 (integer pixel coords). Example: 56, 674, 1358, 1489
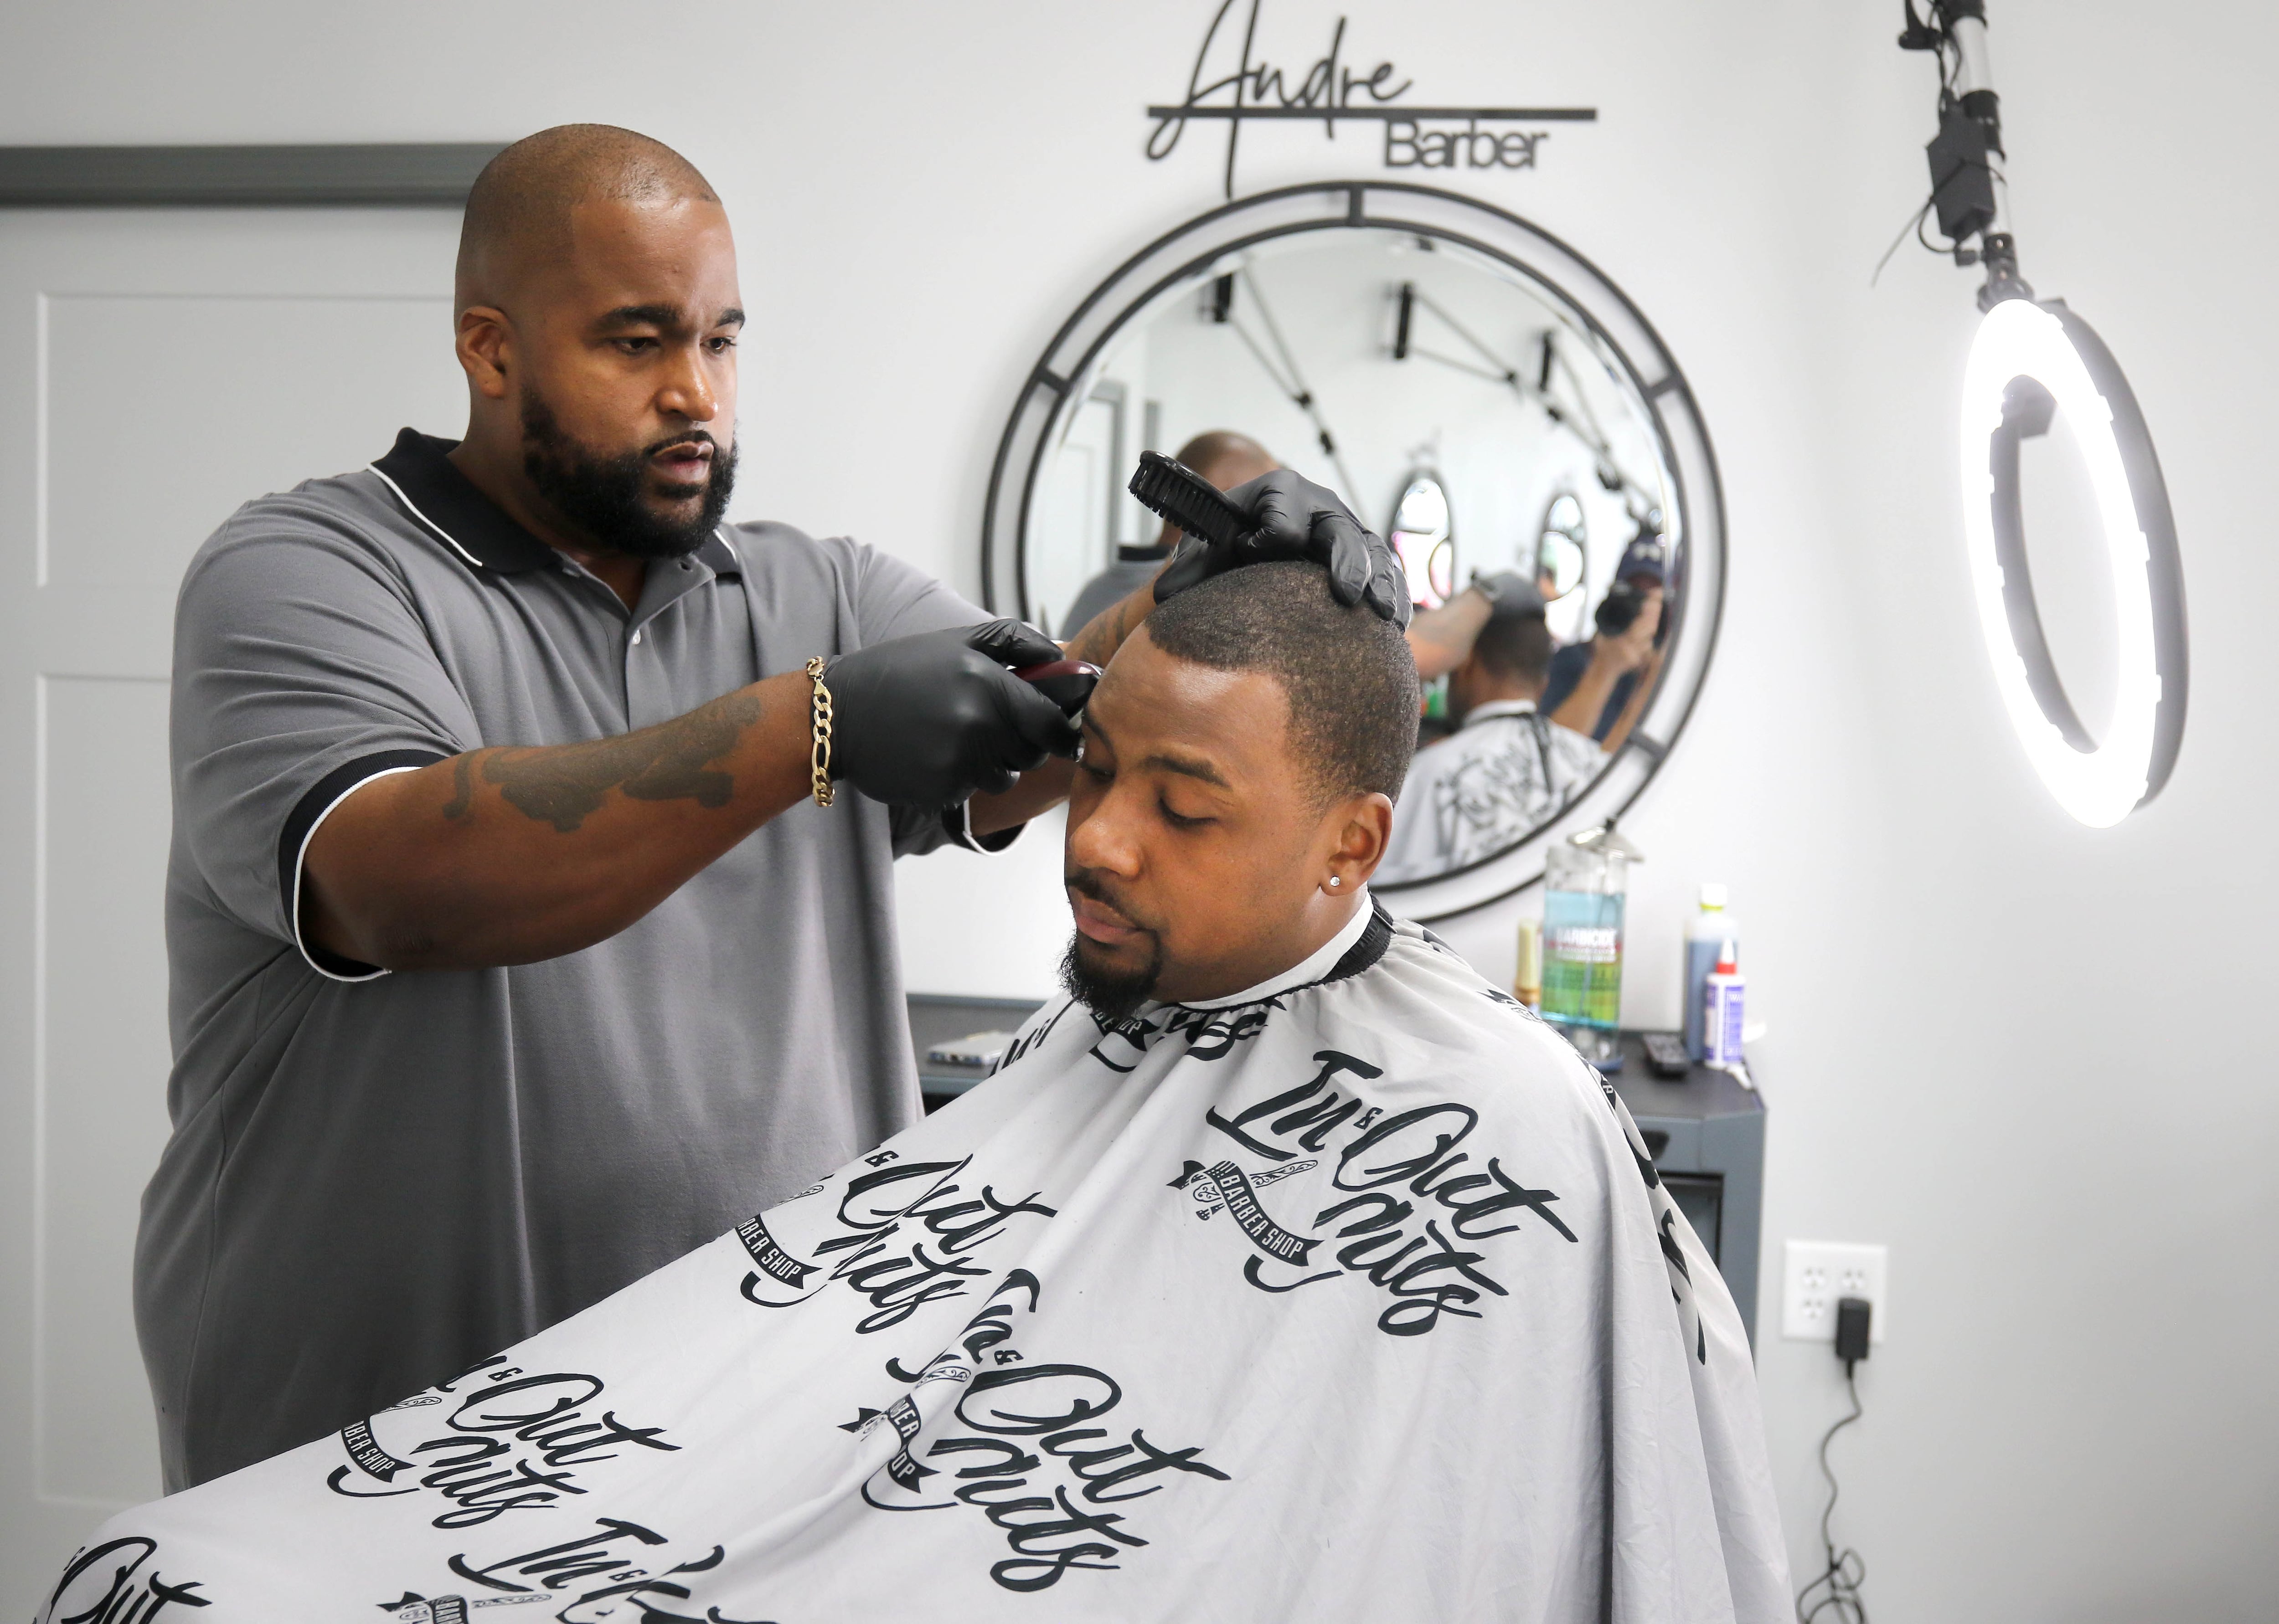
1541, 822, 1642, 1069
1703, 942, 1747, 1065
1684, 883, 1741, 1060
1514, 916, 1542, 1010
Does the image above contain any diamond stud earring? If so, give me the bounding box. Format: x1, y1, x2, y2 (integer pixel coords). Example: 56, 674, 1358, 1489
1328, 875, 1342, 888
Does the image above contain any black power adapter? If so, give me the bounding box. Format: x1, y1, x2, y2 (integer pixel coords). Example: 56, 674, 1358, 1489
1798, 1296, 1873, 1622
1835, 1295, 1873, 1368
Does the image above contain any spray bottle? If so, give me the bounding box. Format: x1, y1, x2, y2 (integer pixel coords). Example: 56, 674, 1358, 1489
1541, 822, 1642, 1070
1703, 942, 1747, 1066
1683, 883, 1740, 1060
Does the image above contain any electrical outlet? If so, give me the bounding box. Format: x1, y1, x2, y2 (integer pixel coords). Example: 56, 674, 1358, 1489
1782, 1241, 1888, 1343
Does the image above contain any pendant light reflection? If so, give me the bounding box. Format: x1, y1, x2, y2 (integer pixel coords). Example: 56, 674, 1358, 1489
1390, 472, 1455, 609
1959, 297, 2186, 827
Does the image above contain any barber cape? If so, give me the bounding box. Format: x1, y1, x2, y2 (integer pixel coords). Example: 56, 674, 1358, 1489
47, 902, 1787, 1624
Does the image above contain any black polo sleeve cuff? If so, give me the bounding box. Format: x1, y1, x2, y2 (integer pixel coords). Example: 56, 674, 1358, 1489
278, 749, 450, 982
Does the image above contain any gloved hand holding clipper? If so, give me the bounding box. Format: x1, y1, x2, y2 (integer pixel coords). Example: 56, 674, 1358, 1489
824, 618, 1087, 806
1132, 456, 1412, 627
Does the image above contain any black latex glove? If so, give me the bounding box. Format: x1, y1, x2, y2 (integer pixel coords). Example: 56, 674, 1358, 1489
1151, 468, 1412, 627
826, 619, 1082, 806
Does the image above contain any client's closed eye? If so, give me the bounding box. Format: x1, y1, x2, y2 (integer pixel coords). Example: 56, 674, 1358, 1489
1158, 797, 1212, 830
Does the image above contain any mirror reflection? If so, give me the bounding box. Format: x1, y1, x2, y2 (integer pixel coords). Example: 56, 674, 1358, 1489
1025, 228, 1682, 885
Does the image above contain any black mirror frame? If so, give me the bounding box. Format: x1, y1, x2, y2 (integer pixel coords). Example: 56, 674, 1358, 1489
981, 180, 1726, 919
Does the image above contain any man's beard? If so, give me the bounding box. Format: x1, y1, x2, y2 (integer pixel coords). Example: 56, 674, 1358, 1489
1059, 872, 1165, 1026
1060, 933, 1165, 1027
520, 389, 737, 560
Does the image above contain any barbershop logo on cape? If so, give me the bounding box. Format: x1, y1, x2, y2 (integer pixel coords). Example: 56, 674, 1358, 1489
1148, 0, 1597, 198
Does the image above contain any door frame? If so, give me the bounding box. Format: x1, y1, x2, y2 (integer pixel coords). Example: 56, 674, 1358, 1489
0, 143, 501, 208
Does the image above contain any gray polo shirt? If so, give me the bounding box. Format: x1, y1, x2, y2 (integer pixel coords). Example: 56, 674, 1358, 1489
139, 429, 1010, 1488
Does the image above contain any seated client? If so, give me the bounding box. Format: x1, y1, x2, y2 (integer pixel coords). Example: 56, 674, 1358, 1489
43, 563, 1785, 1624
1378, 585, 1607, 884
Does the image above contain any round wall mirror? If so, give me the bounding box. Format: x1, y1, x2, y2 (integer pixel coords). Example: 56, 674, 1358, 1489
983, 182, 1725, 917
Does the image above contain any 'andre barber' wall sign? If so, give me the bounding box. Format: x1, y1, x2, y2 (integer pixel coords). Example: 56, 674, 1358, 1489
1147, 0, 1598, 198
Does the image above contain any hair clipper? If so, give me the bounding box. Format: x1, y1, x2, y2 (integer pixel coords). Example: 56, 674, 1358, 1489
1015, 658, 1101, 715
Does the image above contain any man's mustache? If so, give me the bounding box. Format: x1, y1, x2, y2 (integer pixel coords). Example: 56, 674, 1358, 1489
644, 429, 718, 459
1065, 869, 1159, 936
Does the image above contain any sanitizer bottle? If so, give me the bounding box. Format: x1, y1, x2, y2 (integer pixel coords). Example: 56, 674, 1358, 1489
1542, 822, 1642, 1070
1703, 943, 1747, 1066
1684, 883, 1740, 1060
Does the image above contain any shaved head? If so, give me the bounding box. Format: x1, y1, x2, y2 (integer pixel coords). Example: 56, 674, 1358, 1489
1173, 429, 1276, 490
456, 124, 720, 312
444, 124, 743, 573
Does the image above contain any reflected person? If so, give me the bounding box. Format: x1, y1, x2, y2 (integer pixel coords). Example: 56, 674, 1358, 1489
1058, 429, 1277, 634
1379, 580, 1607, 882
1540, 534, 1666, 741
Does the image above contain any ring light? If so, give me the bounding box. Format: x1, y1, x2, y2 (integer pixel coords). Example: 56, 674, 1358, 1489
1959, 297, 2185, 826
1901, 2, 2188, 825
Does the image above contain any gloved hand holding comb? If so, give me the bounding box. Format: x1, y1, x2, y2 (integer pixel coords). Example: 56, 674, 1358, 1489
1128, 453, 1411, 627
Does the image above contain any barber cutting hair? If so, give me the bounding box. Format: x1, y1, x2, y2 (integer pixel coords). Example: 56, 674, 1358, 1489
144, 123, 1405, 1488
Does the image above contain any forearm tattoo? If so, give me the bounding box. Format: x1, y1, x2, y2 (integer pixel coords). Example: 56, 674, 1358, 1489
1063, 588, 1147, 669
446, 690, 767, 833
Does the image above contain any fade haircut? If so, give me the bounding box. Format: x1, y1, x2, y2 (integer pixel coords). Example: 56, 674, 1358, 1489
1145, 560, 1420, 806
1470, 603, 1555, 686
456, 125, 720, 310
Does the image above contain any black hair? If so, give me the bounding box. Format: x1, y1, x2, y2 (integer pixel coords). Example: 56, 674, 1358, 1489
1143, 560, 1419, 805
1470, 603, 1555, 686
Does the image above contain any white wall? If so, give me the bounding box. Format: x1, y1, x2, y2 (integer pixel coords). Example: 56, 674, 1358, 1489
4, 1, 2274, 1616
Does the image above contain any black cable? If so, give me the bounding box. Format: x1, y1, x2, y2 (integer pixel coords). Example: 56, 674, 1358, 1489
1878, 1, 2008, 283
1794, 1363, 1869, 1624
1404, 342, 1519, 387
1870, 195, 1936, 286
1229, 266, 1362, 502
1406, 288, 1526, 398
1547, 344, 1616, 460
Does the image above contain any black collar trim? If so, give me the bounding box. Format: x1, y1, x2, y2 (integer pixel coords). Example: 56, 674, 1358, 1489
1116, 542, 1173, 564
1321, 899, 1395, 984
694, 529, 742, 578
368, 428, 742, 581
370, 429, 556, 573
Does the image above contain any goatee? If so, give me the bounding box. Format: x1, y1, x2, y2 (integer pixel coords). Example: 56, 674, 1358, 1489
520, 389, 737, 560
1059, 932, 1164, 1027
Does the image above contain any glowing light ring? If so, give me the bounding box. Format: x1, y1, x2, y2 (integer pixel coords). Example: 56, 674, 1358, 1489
1958, 298, 2187, 827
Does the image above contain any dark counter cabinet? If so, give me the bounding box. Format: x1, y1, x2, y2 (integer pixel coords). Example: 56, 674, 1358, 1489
907, 999, 1765, 1343
1603, 1033, 1765, 1345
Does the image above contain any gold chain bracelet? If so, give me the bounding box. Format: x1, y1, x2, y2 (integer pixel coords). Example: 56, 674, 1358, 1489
805, 656, 835, 807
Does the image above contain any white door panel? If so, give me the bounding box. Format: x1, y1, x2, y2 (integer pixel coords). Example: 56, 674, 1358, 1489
35, 673, 170, 1507
44, 292, 463, 591
0, 206, 463, 1610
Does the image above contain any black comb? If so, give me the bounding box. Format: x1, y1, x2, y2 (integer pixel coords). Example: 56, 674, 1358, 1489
1128, 451, 1251, 549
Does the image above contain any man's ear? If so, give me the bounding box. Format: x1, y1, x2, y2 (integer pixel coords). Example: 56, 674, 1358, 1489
456, 305, 514, 402
1327, 791, 1396, 891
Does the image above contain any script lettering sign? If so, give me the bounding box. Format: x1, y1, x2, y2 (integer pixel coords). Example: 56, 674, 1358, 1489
1147, 0, 1597, 197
